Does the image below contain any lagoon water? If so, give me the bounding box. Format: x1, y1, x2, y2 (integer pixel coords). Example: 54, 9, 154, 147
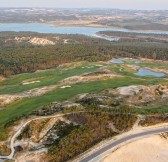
135, 68, 165, 77
0, 23, 168, 41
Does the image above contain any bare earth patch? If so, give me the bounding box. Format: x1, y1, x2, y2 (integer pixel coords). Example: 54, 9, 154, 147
116, 85, 168, 105
29, 37, 55, 46
61, 73, 122, 85
0, 95, 19, 107
15, 148, 47, 162
145, 67, 168, 74
0, 76, 6, 82
102, 135, 168, 162
0, 85, 57, 107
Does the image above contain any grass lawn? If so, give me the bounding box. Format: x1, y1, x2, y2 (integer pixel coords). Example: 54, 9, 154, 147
136, 105, 168, 114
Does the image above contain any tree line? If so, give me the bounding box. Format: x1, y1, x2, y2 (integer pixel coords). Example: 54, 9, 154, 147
0, 33, 168, 76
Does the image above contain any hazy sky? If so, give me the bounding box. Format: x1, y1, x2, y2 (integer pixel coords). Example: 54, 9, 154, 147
0, 0, 168, 10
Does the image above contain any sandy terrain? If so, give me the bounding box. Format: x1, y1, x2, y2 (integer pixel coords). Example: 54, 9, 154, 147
0, 85, 57, 107
61, 73, 122, 85
0, 76, 5, 82
145, 67, 168, 74
15, 148, 47, 162
50, 20, 106, 28
117, 85, 149, 96
102, 135, 168, 162
29, 37, 55, 45
116, 84, 168, 105
0, 95, 19, 107
125, 64, 139, 71
14, 37, 31, 42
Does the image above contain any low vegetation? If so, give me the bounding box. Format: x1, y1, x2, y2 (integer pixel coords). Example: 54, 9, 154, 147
140, 115, 168, 126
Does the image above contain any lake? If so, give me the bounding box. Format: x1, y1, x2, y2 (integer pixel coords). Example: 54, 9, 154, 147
135, 68, 165, 77
0, 23, 168, 41
0, 23, 117, 41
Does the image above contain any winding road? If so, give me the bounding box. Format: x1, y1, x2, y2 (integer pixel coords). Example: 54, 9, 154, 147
0, 112, 83, 160
79, 126, 168, 162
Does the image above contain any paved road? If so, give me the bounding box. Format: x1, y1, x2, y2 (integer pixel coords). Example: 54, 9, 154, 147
80, 126, 168, 162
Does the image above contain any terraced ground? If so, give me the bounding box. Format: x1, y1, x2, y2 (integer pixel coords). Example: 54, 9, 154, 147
0, 59, 168, 128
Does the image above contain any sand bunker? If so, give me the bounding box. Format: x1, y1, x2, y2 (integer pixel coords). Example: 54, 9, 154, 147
22, 80, 40, 85
60, 85, 71, 89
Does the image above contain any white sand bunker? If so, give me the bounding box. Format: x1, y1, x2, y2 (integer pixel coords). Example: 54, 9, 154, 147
81, 66, 95, 69
22, 80, 40, 85
60, 85, 71, 89
102, 135, 168, 162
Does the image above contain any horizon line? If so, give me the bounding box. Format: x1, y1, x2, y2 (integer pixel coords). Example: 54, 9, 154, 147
0, 7, 167, 11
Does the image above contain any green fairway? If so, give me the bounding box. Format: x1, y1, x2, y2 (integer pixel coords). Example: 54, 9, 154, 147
0, 62, 102, 94
0, 76, 151, 127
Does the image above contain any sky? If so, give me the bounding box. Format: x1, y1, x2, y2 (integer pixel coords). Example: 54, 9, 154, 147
0, 0, 168, 10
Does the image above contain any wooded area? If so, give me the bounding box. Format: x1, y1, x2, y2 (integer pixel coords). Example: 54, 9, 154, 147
0, 32, 168, 76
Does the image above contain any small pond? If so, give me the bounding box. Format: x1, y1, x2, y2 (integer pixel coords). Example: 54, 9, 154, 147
135, 68, 165, 77
111, 59, 124, 64
111, 58, 141, 64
